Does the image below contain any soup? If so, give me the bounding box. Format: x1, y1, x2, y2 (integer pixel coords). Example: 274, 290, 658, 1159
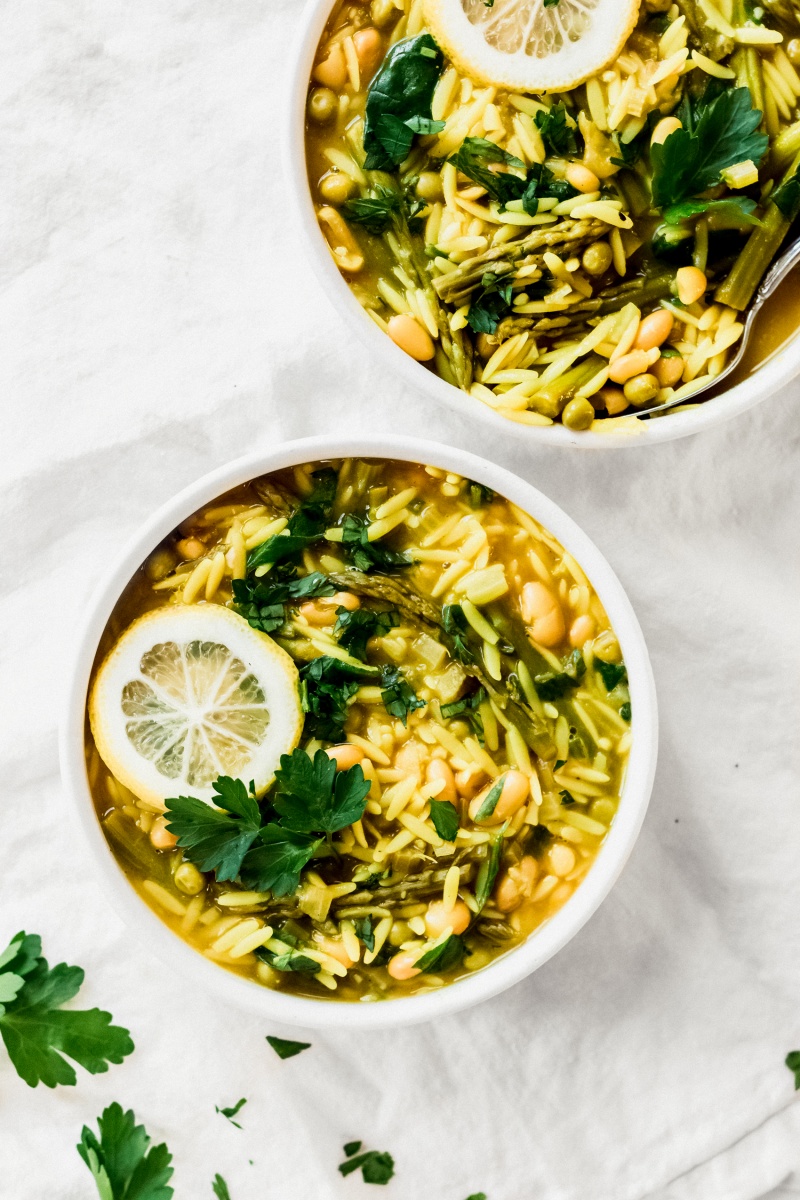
305, 0, 800, 429
86, 459, 631, 1001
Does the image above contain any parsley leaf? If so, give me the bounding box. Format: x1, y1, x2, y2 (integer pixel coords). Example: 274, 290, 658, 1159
232, 572, 335, 633
354, 917, 375, 952
339, 1145, 396, 1184
428, 798, 459, 841
215, 1097, 246, 1128
475, 829, 505, 911
651, 84, 767, 210
343, 1141, 362, 1157
343, 186, 426, 235
467, 271, 514, 334
662, 196, 760, 226
77, 1101, 173, 1200
415, 934, 465, 973
246, 469, 337, 572
466, 1194, 488, 1199
273, 748, 370, 835
380, 665, 426, 724
266, 1035, 311, 1059
773, 172, 800, 221
440, 687, 486, 738
334, 606, 399, 660
473, 774, 505, 821
534, 649, 586, 700
363, 34, 444, 170
240, 824, 321, 896
338, 513, 411, 573
535, 102, 580, 155
300, 655, 377, 741
451, 137, 527, 206
442, 603, 474, 663
596, 660, 627, 691
0, 932, 134, 1089
212, 1175, 232, 1200
165, 777, 262, 882
786, 1050, 800, 1088
255, 946, 320, 972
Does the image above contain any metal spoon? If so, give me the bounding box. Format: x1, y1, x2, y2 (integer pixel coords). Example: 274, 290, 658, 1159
628, 233, 800, 419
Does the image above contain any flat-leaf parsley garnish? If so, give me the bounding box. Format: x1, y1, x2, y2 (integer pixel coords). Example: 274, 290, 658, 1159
786, 1050, 800, 1088
428, 798, 459, 842
164, 777, 262, 882
212, 1175, 232, 1200
273, 748, 371, 836
266, 1035, 311, 1059
78, 1101, 173, 1200
215, 1097, 247, 1128
339, 1142, 396, 1185
0, 931, 134, 1088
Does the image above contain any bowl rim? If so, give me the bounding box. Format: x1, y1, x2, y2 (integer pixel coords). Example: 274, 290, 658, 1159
59, 434, 658, 1029
284, 0, 800, 450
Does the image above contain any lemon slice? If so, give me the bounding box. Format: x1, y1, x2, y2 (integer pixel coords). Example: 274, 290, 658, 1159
89, 605, 303, 807
423, 0, 640, 93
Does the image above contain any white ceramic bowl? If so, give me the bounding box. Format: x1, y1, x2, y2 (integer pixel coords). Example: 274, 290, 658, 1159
285, 0, 800, 449
60, 435, 658, 1028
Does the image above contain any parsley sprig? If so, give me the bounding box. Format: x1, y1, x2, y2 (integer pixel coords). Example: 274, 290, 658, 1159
78, 1102, 174, 1200
339, 1141, 396, 1185
0, 931, 134, 1088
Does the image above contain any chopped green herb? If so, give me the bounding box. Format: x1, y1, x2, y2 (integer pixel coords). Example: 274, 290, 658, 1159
620, 702, 632, 721
232, 571, 335, 633
212, 1175, 232, 1200
596, 660, 627, 691
343, 187, 402, 234
467, 271, 514, 334
520, 161, 577, 214
441, 687, 487, 739
335, 606, 399, 659
467, 481, 495, 507
773, 173, 800, 221
300, 655, 377, 741
662, 196, 760, 226
442, 603, 474, 663
535, 102, 580, 155
0, 932, 134, 1089
554, 758, 566, 769
415, 934, 466, 973
559, 789, 575, 806
339, 1145, 396, 1185
466, 1194, 488, 1200
786, 1050, 800, 1088
215, 1097, 246, 1128
343, 1140, 362, 1157
246, 469, 336, 572
534, 649, 586, 700
78, 1102, 173, 1200
651, 84, 767, 210
428, 798, 459, 841
338, 513, 411, 573
266, 1035, 311, 1059
381, 665, 426, 724
363, 34, 444, 170
450, 137, 527, 206
355, 917, 376, 952
256, 947, 320, 973
273, 749, 371, 835
239, 824, 322, 897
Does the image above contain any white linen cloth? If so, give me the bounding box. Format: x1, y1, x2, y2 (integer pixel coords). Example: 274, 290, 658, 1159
2, 1, 800, 1196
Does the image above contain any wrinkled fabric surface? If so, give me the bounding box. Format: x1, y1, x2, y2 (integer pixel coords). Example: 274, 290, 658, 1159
2, 1, 800, 1197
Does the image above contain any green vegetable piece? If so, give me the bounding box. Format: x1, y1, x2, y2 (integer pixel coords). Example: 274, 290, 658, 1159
255, 946, 320, 972
786, 1050, 800, 1088
620, 702, 632, 722
300, 655, 377, 741
354, 917, 376, 952
651, 84, 767, 210
215, 1097, 246, 1128
0, 932, 134, 1089
661, 196, 760, 226
428, 798, 459, 842
165, 777, 261, 882
467, 271, 515, 334
380, 665, 426, 724
473, 775, 505, 822
559, 789, 575, 806
232, 571, 335, 634
343, 1141, 362, 1157
475, 829, 505, 911
334, 606, 399, 660
467, 481, 495, 508
535, 102, 580, 155
246, 469, 337, 572
773, 172, 800, 221
77, 1102, 173, 1200
534, 649, 586, 700
339, 1146, 396, 1185
466, 1194, 488, 1200
266, 1035, 311, 1059
338, 513, 411, 573
450, 137, 526, 205
273, 748, 371, 835
441, 603, 474, 663
212, 1175, 232, 1200
596, 660, 627, 691
440, 687, 486, 739
363, 34, 444, 170
415, 933, 466, 973
240, 825, 321, 896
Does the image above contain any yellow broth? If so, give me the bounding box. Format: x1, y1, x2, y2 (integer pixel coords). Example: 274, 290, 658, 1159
305, 0, 800, 430
86, 459, 632, 1001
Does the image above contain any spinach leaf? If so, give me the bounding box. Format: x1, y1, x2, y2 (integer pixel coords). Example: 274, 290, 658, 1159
380, 665, 426, 724
338, 513, 411, 573
428, 798, 459, 841
415, 933, 466, 972
534, 649, 586, 700
232, 571, 335, 633
300, 655, 377, 741
247, 469, 337, 572
363, 34, 444, 170
467, 271, 514, 334
535, 102, 580, 155
334, 606, 399, 660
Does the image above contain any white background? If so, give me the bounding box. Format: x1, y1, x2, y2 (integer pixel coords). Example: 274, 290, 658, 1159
2, 1, 800, 1197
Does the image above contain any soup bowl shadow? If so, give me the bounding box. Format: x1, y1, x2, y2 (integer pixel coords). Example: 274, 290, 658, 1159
60, 435, 658, 1029
285, 0, 800, 450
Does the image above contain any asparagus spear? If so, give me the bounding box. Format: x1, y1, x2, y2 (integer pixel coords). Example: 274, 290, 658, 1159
675, 0, 734, 59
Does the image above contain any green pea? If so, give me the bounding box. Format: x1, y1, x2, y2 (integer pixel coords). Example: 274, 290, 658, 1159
561, 396, 596, 430
308, 87, 337, 124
